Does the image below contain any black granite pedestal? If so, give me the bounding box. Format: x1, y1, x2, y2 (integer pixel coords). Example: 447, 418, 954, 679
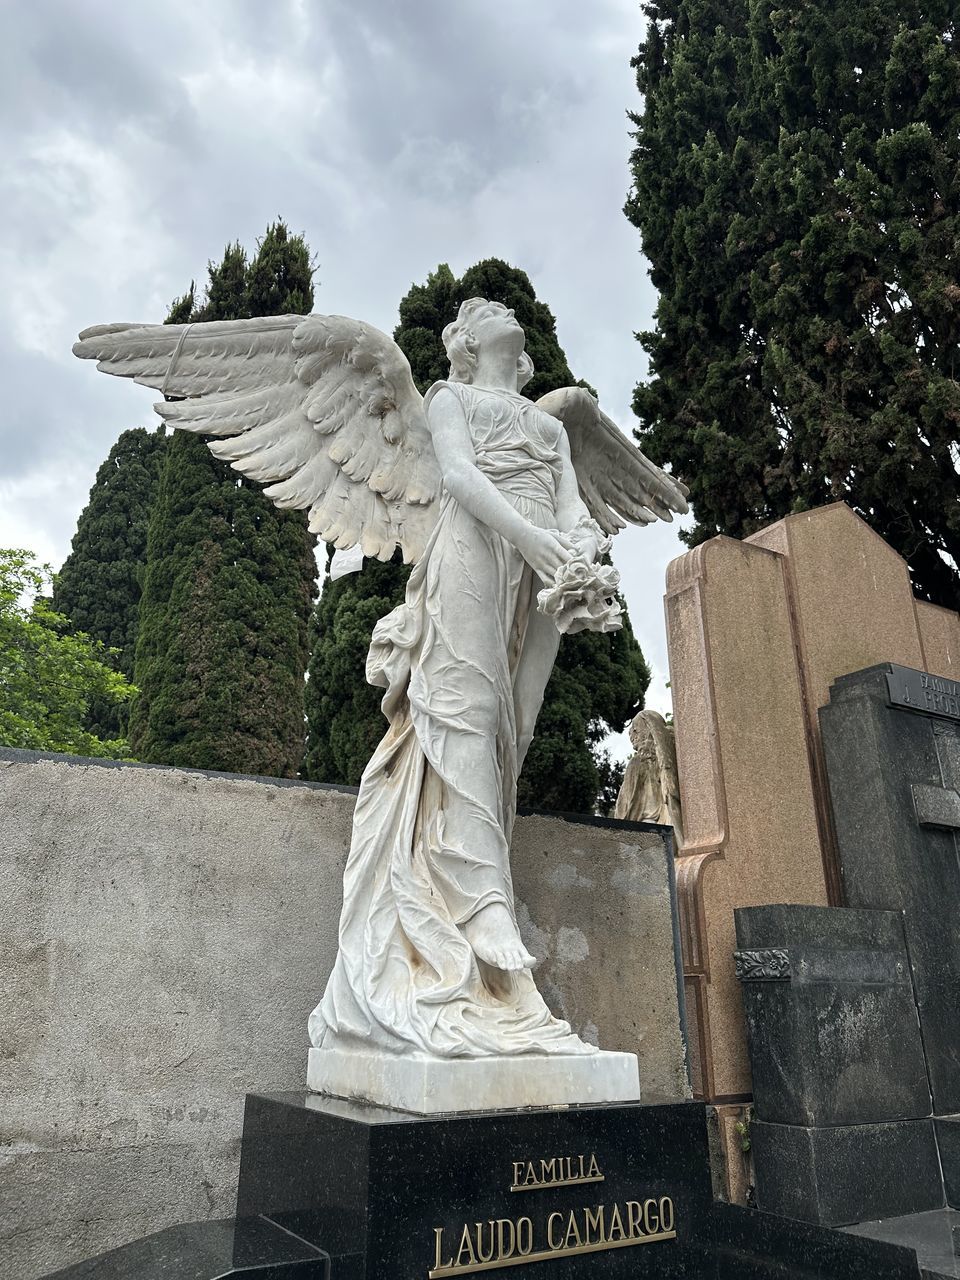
236, 1092, 719, 1279
233, 1091, 946, 1280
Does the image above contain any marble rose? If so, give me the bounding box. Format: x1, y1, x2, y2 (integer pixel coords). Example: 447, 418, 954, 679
74, 299, 688, 1063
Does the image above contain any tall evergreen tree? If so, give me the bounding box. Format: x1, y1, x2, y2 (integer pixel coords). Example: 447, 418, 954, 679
627, 1, 960, 607
54, 427, 167, 738
305, 259, 650, 812
130, 221, 318, 775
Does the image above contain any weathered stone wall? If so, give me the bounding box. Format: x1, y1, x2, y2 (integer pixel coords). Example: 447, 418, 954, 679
0, 749, 687, 1279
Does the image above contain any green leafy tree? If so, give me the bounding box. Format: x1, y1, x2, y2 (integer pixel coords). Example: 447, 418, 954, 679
626, 1, 960, 607
0, 549, 134, 757
305, 258, 650, 812
53, 427, 167, 736
130, 221, 318, 775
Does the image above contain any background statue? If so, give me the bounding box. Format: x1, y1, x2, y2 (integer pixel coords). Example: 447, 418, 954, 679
614, 709, 684, 846
74, 299, 687, 1069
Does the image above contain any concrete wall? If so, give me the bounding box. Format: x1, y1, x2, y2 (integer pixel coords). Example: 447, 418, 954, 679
0, 750, 687, 1279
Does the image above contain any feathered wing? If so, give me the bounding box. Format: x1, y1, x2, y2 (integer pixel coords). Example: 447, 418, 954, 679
73, 314, 440, 563
536, 386, 689, 533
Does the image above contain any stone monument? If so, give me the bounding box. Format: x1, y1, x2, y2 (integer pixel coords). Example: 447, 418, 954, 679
73, 301, 689, 1115
664, 503, 960, 1195
820, 662, 960, 1209
65, 307, 949, 1280
729, 663, 960, 1254
735, 904, 941, 1226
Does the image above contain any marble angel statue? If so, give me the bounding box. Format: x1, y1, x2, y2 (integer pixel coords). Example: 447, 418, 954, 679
74, 299, 688, 1070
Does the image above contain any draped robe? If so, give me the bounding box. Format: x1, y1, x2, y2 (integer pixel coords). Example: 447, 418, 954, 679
309, 381, 593, 1058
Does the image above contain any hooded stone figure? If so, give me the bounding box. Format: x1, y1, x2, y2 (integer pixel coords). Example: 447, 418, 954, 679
615, 708, 683, 846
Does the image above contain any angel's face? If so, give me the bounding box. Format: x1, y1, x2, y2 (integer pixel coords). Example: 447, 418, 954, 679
471, 303, 524, 353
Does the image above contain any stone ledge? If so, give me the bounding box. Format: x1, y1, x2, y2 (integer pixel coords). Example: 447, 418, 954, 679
306, 1045, 641, 1114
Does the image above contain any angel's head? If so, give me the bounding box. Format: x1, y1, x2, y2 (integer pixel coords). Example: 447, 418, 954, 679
442, 298, 535, 391
628, 708, 667, 752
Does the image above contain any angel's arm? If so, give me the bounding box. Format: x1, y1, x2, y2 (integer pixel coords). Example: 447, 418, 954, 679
554, 429, 598, 552
427, 386, 571, 581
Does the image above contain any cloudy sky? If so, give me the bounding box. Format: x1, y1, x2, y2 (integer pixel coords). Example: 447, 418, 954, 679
0, 0, 689, 728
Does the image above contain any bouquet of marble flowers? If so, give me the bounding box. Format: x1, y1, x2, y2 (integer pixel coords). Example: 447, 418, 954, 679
536, 522, 623, 635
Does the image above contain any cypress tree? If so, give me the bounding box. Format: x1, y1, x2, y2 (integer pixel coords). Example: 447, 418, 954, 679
627, 1, 960, 607
130, 221, 318, 775
54, 427, 167, 738
305, 258, 650, 812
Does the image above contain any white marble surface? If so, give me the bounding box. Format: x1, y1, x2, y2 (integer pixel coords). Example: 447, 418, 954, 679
307, 1045, 641, 1114
75, 298, 687, 1108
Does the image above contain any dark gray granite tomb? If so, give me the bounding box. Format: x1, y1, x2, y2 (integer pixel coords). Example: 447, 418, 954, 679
735, 903, 941, 1225
736, 662, 960, 1233
822, 661, 960, 1211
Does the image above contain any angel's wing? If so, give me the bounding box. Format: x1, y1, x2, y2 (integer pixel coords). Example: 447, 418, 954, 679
536, 386, 689, 533
73, 314, 440, 563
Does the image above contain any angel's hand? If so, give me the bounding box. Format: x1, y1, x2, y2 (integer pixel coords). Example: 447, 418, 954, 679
567, 524, 602, 563
518, 527, 575, 582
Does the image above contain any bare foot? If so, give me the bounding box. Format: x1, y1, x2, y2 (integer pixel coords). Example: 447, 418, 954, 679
462, 903, 536, 971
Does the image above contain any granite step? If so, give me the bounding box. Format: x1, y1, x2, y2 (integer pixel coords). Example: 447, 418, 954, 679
845, 1207, 960, 1280
38, 1215, 329, 1280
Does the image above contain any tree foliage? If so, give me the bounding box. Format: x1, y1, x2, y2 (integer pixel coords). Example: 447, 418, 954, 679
130, 221, 318, 775
627, 1, 960, 607
53, 427, 166, 737
305, 258, 650, 812
0, 549, 134, 758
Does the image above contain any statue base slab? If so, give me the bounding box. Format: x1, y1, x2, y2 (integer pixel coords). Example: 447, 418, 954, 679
306, 1044, 641, 1113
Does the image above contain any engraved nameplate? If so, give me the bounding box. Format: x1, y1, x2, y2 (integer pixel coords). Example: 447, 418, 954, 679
429, 1151, 677, 1276
886, 666, 960, 721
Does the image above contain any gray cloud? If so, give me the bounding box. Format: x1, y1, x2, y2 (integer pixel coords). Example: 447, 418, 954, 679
0, 0, 685, 720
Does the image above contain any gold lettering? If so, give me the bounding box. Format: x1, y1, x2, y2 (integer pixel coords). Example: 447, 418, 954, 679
584, 1204, 605, 1244
427, 1197, 677, 1277
627, 1201, 643, 1237
607, 1203, 625, 1243
660, 1196, 675, 1232
474, 1222, 495, 1264
433, 1227, 451, 1271
516, 1216, 533, 1255
642, 1198, 660, 1234
547, 1212, 564, 1250
454, 1224, 477, 1269
564, 1211, 583, 1249
510, 1151, 604, 1191
496, 1218, 516, 1259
